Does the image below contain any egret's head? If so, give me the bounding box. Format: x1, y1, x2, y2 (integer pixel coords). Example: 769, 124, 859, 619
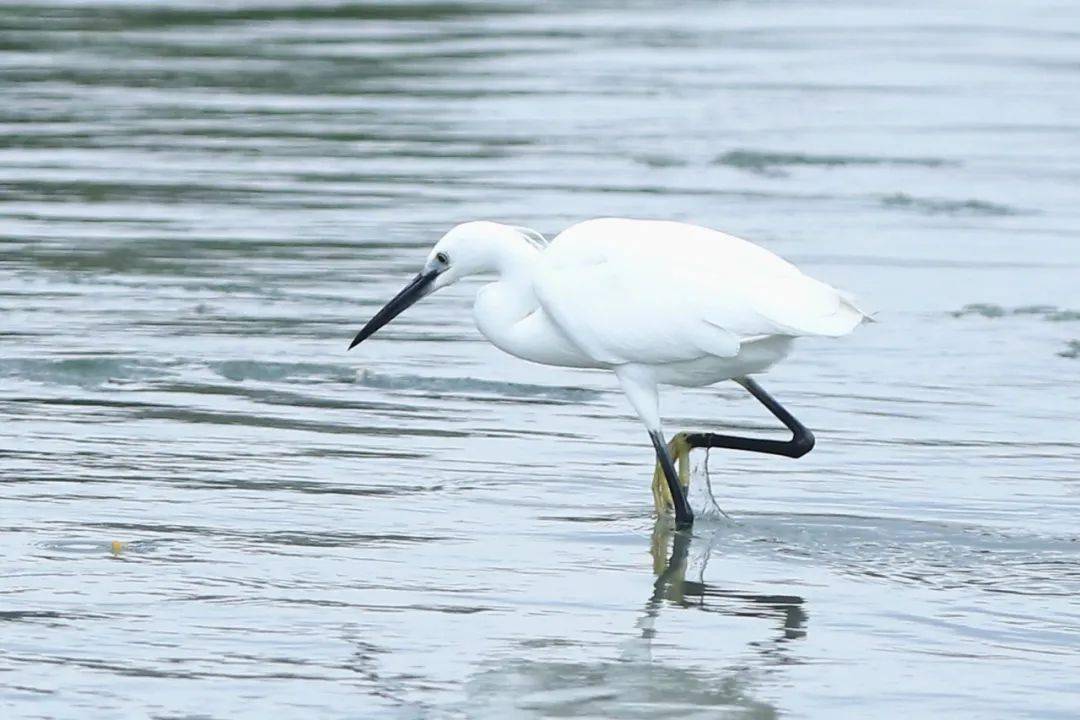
348, 221, 534, 350
425, 221, 534, 289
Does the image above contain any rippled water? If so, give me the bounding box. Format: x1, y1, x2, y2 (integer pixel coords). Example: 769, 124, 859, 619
2, 1, 1079, 717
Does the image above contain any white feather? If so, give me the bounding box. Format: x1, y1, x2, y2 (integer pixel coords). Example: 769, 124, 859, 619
533, 218, 867, 366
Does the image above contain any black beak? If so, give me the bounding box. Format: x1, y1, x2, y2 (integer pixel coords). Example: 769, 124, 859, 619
348, 270, 438, 350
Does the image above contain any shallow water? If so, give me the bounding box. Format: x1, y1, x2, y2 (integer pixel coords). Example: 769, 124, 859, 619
2, 1, 1079, 718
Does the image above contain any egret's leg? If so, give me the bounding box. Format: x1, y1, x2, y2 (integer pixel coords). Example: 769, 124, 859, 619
649, 430, 694, 529
686, 376, 815, 458
652, 433, 690, 514
614, 365, 694, 528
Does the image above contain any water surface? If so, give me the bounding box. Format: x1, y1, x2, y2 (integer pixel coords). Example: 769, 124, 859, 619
2, 1, 1079, 718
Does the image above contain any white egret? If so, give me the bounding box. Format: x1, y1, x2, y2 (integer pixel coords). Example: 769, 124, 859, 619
349, 219, 871, 528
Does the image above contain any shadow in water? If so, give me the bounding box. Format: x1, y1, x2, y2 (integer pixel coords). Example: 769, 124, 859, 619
460, 523, 808, 718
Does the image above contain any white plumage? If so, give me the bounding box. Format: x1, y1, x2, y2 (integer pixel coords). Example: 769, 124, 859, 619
535, 218, 866, 368
350, 217, 871, 526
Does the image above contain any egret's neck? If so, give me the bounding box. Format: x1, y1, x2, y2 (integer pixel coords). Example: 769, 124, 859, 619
485, 235, 538, 283
468, 235, 599, 369
472, 235, 540, 312
472, 238, 541, 341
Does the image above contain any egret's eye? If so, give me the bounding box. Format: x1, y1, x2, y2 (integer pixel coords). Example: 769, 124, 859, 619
435, 252, 449, 265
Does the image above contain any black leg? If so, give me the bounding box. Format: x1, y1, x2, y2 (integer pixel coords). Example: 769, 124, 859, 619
649, 431, 695, 529
685, 377, 815, 458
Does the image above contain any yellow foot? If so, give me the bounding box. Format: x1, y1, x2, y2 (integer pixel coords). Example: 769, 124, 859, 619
652, 432, 691, 517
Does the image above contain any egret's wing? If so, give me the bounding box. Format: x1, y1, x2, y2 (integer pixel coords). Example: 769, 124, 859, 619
534, 219, 866, 366
535, 254, 741, 365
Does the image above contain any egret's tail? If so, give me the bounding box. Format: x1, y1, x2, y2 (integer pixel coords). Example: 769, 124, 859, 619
812, 292, 874, 337
788, 290, 874, 338
841, 290, 878, 323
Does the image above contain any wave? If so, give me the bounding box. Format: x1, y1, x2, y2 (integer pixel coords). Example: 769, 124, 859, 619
882, 193, 1023, 216
951, 303, 1080, 321
209, 361, 604, 400
354, 368, 602, 401
0, 357, 172, 387
209, 360, 356, 383
714, 149, 952, 176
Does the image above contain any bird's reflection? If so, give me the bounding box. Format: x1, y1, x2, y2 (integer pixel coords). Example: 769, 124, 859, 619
641, 520, 808, 647
460, 520, 803, 717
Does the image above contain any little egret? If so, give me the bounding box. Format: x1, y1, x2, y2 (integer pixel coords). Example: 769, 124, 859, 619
349, 219, 870, 528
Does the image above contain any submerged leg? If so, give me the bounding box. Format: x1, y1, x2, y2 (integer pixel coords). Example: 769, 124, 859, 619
685, 376, 815, 458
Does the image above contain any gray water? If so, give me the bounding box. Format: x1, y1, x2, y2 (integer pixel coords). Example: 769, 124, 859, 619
2, 1, 1079, 718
